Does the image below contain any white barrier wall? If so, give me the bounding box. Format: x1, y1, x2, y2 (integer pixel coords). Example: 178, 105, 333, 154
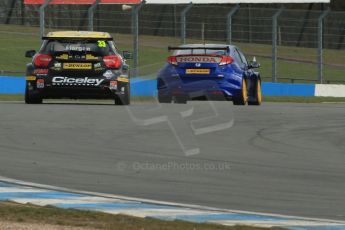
315, 84, 345, 97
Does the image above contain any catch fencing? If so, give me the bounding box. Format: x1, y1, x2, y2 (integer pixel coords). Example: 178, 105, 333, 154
0, 1, 344, 84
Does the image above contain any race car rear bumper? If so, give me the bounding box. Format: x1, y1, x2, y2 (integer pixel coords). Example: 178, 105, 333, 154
26, 80, 129, 99
40, 87, 117, 99
158, 78, 242, 100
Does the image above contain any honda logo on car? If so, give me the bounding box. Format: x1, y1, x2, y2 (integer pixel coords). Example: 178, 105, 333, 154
52, 77, 104, 86
176, 56, 221, 63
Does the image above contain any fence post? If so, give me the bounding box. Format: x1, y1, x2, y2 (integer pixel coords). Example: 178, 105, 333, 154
272, 7, 284, 83
317, 8, 330, 84
132, 1, 145, 78
201, 22, 205, 43
181, 2, 193, 44
5, 0, 16, 24
39, 0, 51, 39
226, 4, 240, 44
88, 0, 100, 31
20, 0, 25, 25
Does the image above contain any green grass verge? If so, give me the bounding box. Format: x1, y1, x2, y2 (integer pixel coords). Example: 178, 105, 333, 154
0, 24, 344, 82
0, 201, 283, 230
1, 94, 345, 103
264, 96, 345, 103
0, 94, 24, 101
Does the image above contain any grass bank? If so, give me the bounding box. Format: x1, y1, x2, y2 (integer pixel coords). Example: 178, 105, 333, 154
0, 201, 283, 230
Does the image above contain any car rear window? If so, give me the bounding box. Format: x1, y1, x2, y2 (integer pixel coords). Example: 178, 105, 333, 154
40, 40, 116, 56
174, 49, 227, 56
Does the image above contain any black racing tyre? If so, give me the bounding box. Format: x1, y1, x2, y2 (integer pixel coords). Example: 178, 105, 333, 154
115, 85, 130, 105
158, 91, 172, 103
233, 78, 248, 106
173, 96, 187, 104
25, 85, 42, 104
115, 95, 130, 105
248, 79, 262, 106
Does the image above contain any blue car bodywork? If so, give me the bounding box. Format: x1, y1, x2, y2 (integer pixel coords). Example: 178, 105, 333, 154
157, 44, 262, 105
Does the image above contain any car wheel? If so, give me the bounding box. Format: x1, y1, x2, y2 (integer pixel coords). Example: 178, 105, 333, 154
115, 85, 130, 105
158, 91, 172, 103
233, 78, 248, 106
25, 84, 43, 104
248, 79, 262, 106
173, 96, 187, 104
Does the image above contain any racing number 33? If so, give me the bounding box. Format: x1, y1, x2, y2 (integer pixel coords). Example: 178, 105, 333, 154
98, 40, 106, 48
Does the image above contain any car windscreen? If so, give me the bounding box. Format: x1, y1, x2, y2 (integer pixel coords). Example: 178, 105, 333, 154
174, 49, 227, 56
40, 40, 115, 56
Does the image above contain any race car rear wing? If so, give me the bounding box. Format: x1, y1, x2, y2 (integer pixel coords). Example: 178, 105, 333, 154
168, 46, 230, 51
42, 37, 114, 41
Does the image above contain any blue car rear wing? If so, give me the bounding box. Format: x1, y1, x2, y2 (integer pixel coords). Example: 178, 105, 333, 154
168, 46, 230, 54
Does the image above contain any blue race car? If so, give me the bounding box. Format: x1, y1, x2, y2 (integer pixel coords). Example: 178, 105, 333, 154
157, 44, 262, 105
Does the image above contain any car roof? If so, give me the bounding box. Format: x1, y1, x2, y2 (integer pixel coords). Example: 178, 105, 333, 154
43, 31, 113, 40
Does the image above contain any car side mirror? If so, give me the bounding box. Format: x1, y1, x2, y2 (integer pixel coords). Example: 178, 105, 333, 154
123, 51, 133, 60
25, 50, 36, 58
249, 56, 260, 69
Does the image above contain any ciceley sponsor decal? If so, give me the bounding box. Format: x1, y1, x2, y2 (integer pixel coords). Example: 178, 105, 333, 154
176, 56, 222, 63
52, 77, 104, 86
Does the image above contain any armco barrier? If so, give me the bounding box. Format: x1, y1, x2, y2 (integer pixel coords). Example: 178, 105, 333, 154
130, 78, 157, 96
1, 76, 344, 97
0, 77, 155, 97
0, 77, 26, 94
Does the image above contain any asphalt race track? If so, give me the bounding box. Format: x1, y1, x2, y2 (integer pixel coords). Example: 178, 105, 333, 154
0, 101, 344, 220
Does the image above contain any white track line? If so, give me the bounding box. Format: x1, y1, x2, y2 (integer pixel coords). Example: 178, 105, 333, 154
1, 176, 345, 226
9, 197, 128, 206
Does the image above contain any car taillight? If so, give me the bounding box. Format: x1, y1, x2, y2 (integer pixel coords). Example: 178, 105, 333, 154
167, 56, 177, 66
33, 54, 52, 67
219, 56, 234, 66
103, 55, 122, 69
